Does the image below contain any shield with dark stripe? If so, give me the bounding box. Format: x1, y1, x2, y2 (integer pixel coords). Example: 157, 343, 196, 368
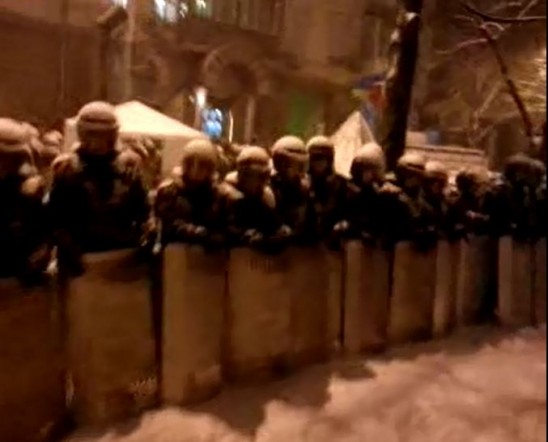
67, 249, 157, 426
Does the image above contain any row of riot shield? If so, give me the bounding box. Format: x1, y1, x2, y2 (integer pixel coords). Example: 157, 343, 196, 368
498, 237, 546, 328
0, 277, 65, 442
161, 245, 342, 407
342, 236, 501, 355
6, 236, 543, 437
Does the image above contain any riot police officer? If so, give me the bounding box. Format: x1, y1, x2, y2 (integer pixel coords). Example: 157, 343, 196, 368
454, 166, 491, 238
491, 153, 541, 241
0, 118, 50, 284
271, 136, 310, 242
423, 161, 459, 239
48, 101, 150, 275
155, 138, 227, 249
343, 142, 386, 244
224, 146, 289, 251
380, 152, 435, 249
306, 136, 348, 245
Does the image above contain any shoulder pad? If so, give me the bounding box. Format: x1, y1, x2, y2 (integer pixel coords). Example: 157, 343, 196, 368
224, 170, 238, 186
219, 181, 243, 201
156, 178, 179, 194
70, 142, 81, 153
171, 165, 183, 179
154, 180, 179, 210
21, 175, 46, 198
262, 186, 276, 209
52, 153, 81, 177
488, 177, 508, 194
380, 182, 401, 195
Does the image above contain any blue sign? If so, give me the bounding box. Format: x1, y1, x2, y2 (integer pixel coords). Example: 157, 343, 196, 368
202, 108, 223, 139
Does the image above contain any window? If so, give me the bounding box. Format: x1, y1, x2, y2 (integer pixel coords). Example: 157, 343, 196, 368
194, 0, 212, 18
154, 0, 179, 23
111, 0, 128, 7
154, 0, 212, 22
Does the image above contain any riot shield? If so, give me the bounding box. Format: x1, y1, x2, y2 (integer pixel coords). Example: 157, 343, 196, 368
498, 237, 534, 327
286, 246, 329, 367
343, 241, 391, 354
388, 242, 437, 345
225, 248, 291, 379
326, 249, 344, 355
0, 278, 65, 442
433, 240, 460, 338
67, 249, 157, 427
456, 235, 492, 327
533, 238, 546, 326
162, 244, 225, 406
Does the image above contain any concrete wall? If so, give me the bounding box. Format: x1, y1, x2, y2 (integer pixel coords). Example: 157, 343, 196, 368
0, 6, 101, 126
0, 0, 111, 26
282, 0, 395, 74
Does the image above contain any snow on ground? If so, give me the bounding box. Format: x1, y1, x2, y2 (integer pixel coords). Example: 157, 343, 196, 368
65, 326, 546, 442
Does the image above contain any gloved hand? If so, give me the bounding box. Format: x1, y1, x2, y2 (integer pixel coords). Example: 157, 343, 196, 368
360, 231, 376, 247
191, 225, 208, 240
176, 223, 208, 243
333, 220, 350, 235
327, 223, 348, 251
243, 229, 264, 247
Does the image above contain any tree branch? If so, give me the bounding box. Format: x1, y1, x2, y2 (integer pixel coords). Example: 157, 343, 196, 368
477, 23, 535, 148
436, 0, 541, 58
461, 1, 546, 24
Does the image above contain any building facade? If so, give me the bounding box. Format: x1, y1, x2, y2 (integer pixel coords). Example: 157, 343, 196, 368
0, 0, 396, 141
106, 0, 397, 145
0, 0, 116, 127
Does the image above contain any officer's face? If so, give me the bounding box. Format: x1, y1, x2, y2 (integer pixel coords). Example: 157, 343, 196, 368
183, 157, 215, 185
83, 130, 117, 156
276, 156, 306, 181
309, 148, 333, 177
286, 161, 307, 181
426, 176, 447, 196
360, 166, 377, 186
239, 168, 269, 197
403, 170, 422, 191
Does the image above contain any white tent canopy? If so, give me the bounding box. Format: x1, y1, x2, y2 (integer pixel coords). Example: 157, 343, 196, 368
330, 111, 375, 178
64, 100, 206, 176
329, 110, 488, 178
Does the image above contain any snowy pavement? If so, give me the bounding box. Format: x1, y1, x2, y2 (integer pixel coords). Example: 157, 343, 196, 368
65, 327, 546, 442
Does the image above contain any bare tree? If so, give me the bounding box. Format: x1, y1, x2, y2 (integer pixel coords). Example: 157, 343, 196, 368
459, 3, 546, 24
461, 0, 543, 152
413, 0, 546, 155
